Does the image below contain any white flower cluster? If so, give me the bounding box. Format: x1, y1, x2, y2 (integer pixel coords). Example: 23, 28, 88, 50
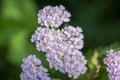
46, 49, 87, 79
62, 26, 84, 50
38, 5, 71, 28
31, 4, 87, 79
31, 26, 84, 51
20, 55, 51, 80
31, 27, 60, 52
104, 49, 120, 80
31, 25, 87, 79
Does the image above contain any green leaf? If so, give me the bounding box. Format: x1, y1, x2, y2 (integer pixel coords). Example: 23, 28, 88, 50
7, 30, 28, 65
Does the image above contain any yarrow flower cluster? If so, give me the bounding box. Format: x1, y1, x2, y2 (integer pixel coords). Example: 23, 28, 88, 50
104, 49, 120, 80
20, 55, 51, 80
62, 26, 84, 50
46, 49, 87, 79
20, 4, 120, 80
38, 5, 71, 28
20, 4, 88, 79
31, 25, 84, 52
31, 25, 87, 78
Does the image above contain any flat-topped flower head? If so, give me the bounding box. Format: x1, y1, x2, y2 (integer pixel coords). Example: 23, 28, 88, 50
31, 26, 87, 78
20, 54, 51, 80
38, 5, 71, 28
104, 49, 120, 80
62, 25, 84, 50
46, 46, 87, 79
31, 27, 60, 52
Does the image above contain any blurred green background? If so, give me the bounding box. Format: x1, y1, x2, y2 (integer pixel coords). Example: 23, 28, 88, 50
0, 0, 120, 80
